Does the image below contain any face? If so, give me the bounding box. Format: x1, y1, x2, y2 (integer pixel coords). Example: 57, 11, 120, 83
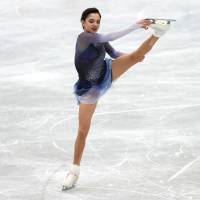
81, 13, 101, 33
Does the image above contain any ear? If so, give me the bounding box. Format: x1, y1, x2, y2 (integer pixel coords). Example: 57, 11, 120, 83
81, 20, 85, 29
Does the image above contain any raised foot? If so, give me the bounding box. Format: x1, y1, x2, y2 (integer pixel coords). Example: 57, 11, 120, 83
146, 18, 175, 37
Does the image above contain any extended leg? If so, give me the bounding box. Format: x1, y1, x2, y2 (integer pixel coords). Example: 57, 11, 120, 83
112, 35, 158, 81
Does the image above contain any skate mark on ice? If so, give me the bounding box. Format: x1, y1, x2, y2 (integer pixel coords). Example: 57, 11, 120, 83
78, 185, 170, 200
41, 164, 64, 200
168, 156, 200, 182
49, 115, 76, 132
95, 103, 200, 116
53, 141, 67, 153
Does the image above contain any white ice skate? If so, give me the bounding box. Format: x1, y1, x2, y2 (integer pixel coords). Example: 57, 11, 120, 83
147, 18, 175, 37
62, 164, 80, 191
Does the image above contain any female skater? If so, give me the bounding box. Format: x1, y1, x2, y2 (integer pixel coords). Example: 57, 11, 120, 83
62, 8, 170, 190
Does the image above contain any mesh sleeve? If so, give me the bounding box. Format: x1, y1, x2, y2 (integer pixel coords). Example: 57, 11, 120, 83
104, 42, 124, 58
80, 23, 140, 44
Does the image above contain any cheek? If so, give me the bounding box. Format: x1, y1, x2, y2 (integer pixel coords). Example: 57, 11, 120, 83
83, 23, 89, 29
85, 22, 91, 28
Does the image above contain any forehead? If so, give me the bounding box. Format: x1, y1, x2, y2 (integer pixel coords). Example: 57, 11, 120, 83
86, 13, 101, 20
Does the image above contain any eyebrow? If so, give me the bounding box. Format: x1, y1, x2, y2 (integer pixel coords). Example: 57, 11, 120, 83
88, 18, 100, 21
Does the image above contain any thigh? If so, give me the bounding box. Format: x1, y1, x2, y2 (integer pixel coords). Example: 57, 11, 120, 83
111, 51, 141, 81
78, 103, 97, 131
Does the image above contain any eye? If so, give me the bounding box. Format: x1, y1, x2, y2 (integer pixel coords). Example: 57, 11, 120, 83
89, 19, 94, 23
97, 20, 100, 24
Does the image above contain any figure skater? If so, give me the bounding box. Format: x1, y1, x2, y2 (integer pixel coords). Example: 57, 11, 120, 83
62, 7, 170, 190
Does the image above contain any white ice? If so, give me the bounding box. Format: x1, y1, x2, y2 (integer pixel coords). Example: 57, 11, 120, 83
0, 0, 200, 199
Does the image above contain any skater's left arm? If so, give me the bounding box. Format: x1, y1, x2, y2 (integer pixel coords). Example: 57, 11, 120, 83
105, 42, 126, 58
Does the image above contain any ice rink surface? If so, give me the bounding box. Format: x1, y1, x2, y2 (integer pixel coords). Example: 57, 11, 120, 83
0, 0, 200, 199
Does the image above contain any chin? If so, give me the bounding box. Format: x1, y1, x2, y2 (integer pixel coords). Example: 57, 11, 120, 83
85, 29, 98, 33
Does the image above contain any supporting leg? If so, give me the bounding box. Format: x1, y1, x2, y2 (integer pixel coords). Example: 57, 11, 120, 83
73, 103, 97, 165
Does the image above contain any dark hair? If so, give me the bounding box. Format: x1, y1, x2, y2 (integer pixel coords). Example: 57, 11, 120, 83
81, 7, 101, 21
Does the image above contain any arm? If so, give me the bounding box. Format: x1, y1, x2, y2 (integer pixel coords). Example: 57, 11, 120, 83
105, 42, 126, 58
80, 23, 140, 45
80, 19, 152, 45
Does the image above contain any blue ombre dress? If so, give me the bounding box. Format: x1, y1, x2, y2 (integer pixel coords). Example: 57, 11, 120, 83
73, 23, 140, 104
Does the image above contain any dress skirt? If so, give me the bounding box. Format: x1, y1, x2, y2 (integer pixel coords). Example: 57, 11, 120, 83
73, 58, 113, 105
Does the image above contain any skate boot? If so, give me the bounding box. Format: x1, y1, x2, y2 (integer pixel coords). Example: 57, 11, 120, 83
62, 164, 80, 191
148, 19, 172, 37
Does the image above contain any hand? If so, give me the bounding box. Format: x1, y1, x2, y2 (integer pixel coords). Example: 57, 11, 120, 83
136, 19, 152, 30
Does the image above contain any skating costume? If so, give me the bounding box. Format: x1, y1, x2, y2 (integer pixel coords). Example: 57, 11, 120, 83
74, 23, 140, 104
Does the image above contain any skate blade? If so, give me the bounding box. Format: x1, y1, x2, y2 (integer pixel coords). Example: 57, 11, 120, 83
62, 185, 75, 191
146, 18, 176, 25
